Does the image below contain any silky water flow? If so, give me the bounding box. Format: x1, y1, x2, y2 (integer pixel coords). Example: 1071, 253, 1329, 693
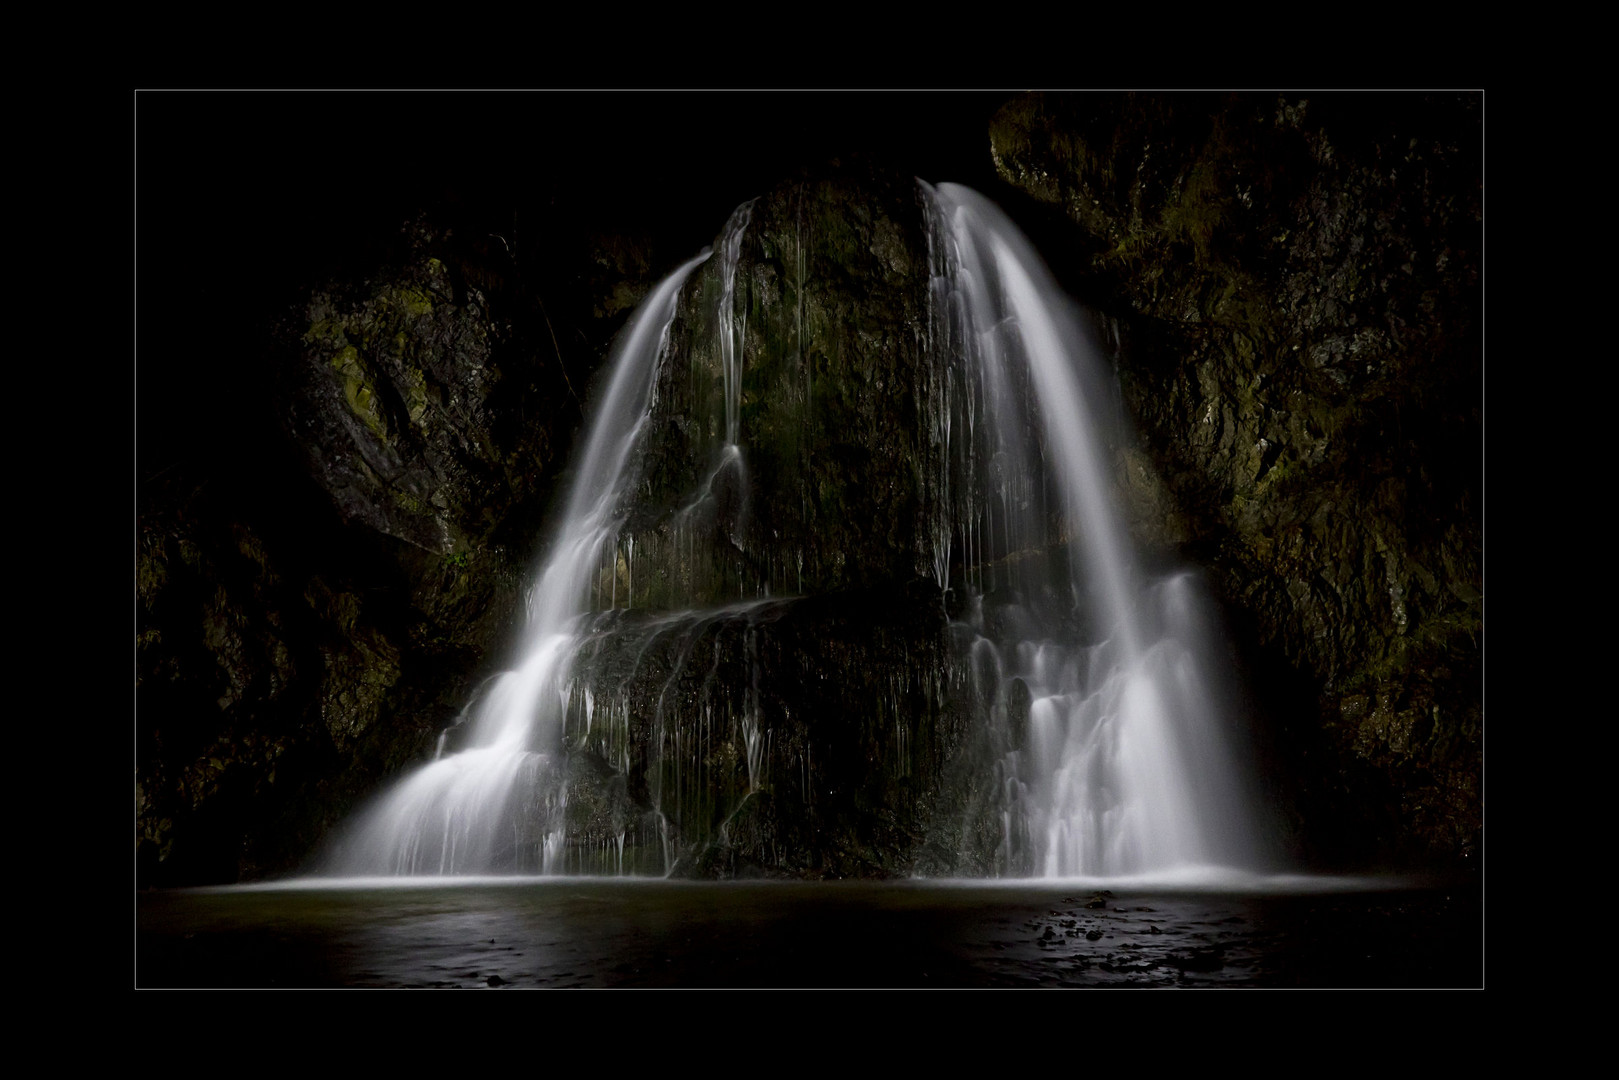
325, 186, 1265, 880
925, 184, 1261, 878
326, 249, 713, 875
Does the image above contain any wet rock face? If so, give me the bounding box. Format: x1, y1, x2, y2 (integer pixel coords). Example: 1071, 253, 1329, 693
544, 169, 997, 876
556, 584, 973, 878
989, 92, 1482, 862
626, 167, 940, 605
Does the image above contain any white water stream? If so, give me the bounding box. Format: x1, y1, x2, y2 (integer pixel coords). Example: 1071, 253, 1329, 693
328, 251, 711, 874
927, 184, 1261, 876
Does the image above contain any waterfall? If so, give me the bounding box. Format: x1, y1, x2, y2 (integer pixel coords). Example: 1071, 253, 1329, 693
325, 250, 711, 875
322, 179, 1266, 881
925, 183, 1262, 877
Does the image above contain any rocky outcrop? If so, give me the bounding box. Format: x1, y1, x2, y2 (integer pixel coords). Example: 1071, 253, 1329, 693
283, 222, 558, 556
138, 470, 413, 885
545, 169, 996, 877
988, 92, 1482, 862
624, 168, 940, 605
137, 218, 618, 886
556, 583, 974, 878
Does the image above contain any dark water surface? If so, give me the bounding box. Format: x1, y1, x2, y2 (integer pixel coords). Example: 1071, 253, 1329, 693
137, 876, 1481, 989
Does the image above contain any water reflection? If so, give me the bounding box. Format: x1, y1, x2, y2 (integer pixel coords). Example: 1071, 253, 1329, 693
138, 877, 1479, 989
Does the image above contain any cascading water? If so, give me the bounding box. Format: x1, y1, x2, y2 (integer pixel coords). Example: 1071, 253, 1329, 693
326, 249, 712, 874
925, 183, 1261, 877
323, 178, 1266, 881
